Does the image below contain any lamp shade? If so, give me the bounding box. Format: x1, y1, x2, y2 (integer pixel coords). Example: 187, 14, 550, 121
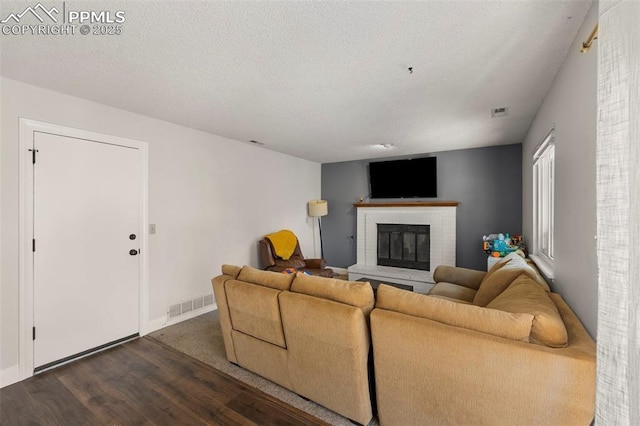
308, 200, 328, 217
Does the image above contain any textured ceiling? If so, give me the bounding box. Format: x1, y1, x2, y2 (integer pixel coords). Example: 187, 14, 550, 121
0, 1, 592, 163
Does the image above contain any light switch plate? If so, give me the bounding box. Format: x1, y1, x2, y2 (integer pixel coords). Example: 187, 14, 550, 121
149, 224, 156, 234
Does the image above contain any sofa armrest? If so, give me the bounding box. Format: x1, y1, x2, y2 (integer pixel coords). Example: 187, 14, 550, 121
211, 273, 239, 363
432, 265, 486, 290
258, 239, 277, 268
304, 258, 327, 269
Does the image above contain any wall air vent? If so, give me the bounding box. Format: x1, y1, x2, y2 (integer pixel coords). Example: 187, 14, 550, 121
167, 293, 215, 322
168, 304, 181, 319
491, 107, 509, 118
193, 297, 204, 310
181, 300, 193, 314
204, 294, 214, 306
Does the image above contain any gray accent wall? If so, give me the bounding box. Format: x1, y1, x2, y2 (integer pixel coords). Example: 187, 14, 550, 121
321, 144, 522, 271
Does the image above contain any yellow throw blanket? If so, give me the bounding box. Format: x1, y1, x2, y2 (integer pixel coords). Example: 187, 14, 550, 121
265, 230, 298, 260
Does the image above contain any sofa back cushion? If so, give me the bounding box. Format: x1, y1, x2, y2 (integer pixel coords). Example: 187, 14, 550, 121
525, 259, 551, 291
291, 273, 375, 316
486, 275, 568, 347
375, 285, 533, 342
473, 253, 541, 306
427, 282, 477, 303
226, 280, 287, 348
279, 291, 373, 424
221, 264, 241, 278
237, 265, 294, 291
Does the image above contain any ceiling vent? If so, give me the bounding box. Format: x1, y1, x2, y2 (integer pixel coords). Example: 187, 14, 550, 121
491, 107, 509, 118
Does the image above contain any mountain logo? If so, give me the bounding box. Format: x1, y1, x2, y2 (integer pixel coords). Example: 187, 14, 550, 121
1, 3, 59, 24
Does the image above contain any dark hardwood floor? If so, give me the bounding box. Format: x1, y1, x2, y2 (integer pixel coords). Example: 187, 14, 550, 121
0, 337, 328, 425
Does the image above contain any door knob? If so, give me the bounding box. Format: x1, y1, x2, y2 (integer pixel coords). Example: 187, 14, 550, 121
129, 234, 136, 240
129, 249, 138, 256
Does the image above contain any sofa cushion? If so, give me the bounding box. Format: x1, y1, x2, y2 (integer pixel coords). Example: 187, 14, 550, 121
486, 275, 568, 348
473, 253, 541, 306
291, 273, 375, 316
428, 282, 477, 303
376, 285, 533, 342
221, 264, 241, 278
237, 265, 294, 291
525, 259, 552, 292
226, 280, 287, 348
432, 265, 486, 290
279, 292, 373, 424
484, 252, 514, 276
427, 294, 473, 304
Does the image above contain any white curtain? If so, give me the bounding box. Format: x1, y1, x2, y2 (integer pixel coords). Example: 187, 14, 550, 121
596, 0, 640, 424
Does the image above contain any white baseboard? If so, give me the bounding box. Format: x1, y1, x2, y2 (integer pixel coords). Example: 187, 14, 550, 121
1, 365, 20, 389
145, 316, 168, 334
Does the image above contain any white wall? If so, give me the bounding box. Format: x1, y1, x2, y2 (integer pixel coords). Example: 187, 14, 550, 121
0, 77, 321, 373
522, 3, 598, 337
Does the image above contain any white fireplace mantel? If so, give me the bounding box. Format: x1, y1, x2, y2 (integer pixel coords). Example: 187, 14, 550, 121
348, 202, 458, 293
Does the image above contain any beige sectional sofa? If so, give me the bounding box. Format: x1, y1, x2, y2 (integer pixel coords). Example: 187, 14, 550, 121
371, 252, 596, 425
212, 265, 375, 425
212, 253, 596, 425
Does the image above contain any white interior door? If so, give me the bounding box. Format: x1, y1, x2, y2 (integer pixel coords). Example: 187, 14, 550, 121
33, 132, 141, 369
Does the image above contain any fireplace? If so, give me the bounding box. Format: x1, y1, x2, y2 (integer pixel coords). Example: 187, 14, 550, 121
377, 224, 430, 271
348, 202, 458, 293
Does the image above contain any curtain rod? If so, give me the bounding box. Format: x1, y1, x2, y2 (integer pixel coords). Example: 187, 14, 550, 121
580, 24, 598, 53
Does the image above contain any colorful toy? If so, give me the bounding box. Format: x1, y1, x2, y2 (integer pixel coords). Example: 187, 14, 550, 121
482, 233, 525, 257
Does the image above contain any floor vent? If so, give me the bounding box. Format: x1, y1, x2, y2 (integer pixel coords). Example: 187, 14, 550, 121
168, 293, 214, 320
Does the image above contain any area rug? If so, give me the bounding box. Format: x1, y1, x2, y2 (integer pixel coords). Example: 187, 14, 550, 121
149, 310, 378, 426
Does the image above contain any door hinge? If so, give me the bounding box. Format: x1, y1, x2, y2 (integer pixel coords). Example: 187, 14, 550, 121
32, 239, 36, 252
28, 148, 39, 164
33, 327, 36, 340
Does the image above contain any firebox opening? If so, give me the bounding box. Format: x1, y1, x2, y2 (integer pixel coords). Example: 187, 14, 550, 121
377, 224, 430, 271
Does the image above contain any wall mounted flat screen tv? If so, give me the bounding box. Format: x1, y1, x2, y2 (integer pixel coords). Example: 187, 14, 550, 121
369, 157, 437, 198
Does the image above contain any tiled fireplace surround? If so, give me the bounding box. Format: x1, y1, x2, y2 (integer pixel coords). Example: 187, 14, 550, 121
347, 203, 458, 293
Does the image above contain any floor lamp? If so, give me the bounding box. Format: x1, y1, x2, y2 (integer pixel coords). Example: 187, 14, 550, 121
308, 200, 328, 258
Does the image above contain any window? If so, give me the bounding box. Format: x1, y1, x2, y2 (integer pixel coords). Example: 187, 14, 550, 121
532, 129, 555, 271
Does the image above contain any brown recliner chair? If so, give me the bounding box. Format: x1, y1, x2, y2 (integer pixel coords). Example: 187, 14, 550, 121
259, 237, 334, 278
